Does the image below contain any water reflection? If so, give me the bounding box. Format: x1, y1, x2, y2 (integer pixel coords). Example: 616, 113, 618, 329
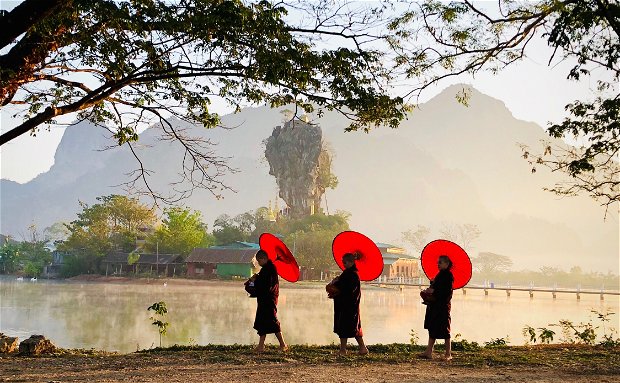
1, 279, 618, 353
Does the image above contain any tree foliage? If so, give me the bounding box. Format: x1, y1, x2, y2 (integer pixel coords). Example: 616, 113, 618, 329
0, 242, 21, 274
401, 225, 431, 254
0, 238, 52, 277
439, 222, 481, 254
43, 222, 71, 243
389, 0, 619, 208
0, 0, 409, 202
19, 240, 52, 277
401, 222, 480, 255
212, 207, 278, 244
58, 194, 156, 274
472, 252, 514, 275
211, 205, 350, 270
146, 207, 212, 257
212, 213, 252, 245
282, 213, 350, 270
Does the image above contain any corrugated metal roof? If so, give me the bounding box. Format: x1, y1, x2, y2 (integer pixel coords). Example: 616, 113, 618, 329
375, 242, 418, 260
186, 247, 257, 264
102, 252, 182, 265
209, 241, 260, 250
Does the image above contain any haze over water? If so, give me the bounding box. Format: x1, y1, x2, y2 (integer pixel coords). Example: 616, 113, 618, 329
1, 279, 618, 353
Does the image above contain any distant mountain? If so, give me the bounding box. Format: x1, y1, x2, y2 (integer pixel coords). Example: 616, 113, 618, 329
1, 85, 617, 272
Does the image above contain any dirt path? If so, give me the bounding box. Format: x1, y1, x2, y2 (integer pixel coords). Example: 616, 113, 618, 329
2, 350, 619, 383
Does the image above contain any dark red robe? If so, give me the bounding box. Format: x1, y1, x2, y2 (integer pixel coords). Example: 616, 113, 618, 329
333, 264, 363, 338
424, 268, 454, 339
253, 260, 281, 335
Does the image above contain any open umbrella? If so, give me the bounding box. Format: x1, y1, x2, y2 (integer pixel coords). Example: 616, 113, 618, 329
420, 239, 472, 289
332, 231, 384, 281
259, 233, 300, 282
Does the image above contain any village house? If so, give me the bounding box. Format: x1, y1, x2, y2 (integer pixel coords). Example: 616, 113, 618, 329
186, 242, 258, 279
42, 247, 65, 278
376, 243, 420, 279
102, 252, 183, 277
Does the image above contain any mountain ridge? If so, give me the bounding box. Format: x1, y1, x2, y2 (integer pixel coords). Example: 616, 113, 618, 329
1, 84, 617, 272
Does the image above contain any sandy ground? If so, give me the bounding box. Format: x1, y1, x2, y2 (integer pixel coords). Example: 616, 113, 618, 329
2, 351, 619, 383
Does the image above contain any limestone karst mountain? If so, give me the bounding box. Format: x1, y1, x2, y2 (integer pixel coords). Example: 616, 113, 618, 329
1, 85, 617, 271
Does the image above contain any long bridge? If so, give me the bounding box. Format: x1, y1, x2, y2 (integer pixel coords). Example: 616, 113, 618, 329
367, 278, 620, 300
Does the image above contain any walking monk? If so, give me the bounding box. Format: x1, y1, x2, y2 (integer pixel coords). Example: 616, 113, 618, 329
420, 255, 454, 360
250, 249, 288, 352
328, 252, 368, 355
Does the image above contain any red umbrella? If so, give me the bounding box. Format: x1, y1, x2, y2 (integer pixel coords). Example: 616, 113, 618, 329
420, 239, 472, 289
332, 231, 384, 281
259, 233, 300, 282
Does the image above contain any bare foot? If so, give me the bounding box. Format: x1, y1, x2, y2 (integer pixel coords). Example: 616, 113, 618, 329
358, 347, 369, 355
253, 346, 265, 353
333, 349, 347, 356
442, 355, 453, 361
417, 353, 433, 359
280, 345, 289, 352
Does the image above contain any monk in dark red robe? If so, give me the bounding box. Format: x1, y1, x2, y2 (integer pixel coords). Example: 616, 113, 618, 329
420, 255, 454, 360
330, 252, 368, 355
250, 249, 287, 352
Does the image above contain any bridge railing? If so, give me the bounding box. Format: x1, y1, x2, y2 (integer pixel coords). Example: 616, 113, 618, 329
366, 276, 619, 299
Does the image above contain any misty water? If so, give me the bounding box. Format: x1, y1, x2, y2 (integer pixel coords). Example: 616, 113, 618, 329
1, 278, 618, 353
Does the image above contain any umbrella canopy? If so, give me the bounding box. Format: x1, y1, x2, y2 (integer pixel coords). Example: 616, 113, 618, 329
420, 239, 472, 289
259, 233, 300, 282
332, 231, 384, 281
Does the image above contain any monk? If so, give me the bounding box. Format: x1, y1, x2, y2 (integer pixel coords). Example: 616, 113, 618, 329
329, 252, 368, 355
249, 249, 288, 352
420, 255, 454, 360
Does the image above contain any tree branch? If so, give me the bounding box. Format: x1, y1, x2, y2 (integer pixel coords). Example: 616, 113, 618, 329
0, 0, 68, 50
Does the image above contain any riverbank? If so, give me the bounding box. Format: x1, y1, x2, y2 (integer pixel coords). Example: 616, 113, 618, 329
1, 344, 618, 382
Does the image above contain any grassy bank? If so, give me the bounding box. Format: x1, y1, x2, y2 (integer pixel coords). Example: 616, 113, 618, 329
28, 344, 615, 371
3, 344, 619, 383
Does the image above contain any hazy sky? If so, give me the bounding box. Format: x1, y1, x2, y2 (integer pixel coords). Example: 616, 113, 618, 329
0, 2, 617, 183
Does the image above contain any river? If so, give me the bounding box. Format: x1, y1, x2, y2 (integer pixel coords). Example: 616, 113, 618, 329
1, 278, 618, 353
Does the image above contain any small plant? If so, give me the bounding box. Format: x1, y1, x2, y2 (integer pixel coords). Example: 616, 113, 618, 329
537, 328, 555, 344
555, 320, 576, 343
599, 334, 620, 347
591, 309, 620, 347
522, 325, 537, 344
147, 301, 169, 348
592, 309, 614, 330
484, 337, 508, 348
522, 325, 555, 344
451, 333, 481, 351
574, 322, 597, 345
409, 329, 419, 346
552, 319, 597, 345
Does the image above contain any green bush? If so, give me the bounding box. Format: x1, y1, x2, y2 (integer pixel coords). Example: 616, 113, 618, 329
484, 337, 509, 348
451, 334, 481, 351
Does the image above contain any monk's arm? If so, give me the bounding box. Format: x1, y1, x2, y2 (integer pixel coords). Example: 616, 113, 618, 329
433, 274, 452, 302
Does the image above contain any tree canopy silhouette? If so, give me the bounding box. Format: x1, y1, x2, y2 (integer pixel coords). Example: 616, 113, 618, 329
0, 0, 408, 201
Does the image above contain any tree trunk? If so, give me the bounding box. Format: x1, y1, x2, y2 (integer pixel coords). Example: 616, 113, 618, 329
0, 0, 67, 50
